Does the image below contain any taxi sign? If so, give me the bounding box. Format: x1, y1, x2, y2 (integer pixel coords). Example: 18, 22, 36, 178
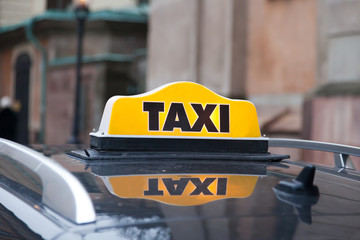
92, 82, 260, 138
89, 82, 270, 153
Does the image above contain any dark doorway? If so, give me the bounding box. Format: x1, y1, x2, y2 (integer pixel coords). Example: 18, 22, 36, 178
14, 53, 31, 144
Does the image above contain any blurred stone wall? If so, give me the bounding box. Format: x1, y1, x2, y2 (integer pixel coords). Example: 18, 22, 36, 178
147, 0, 317, 154
147, 0, 316, 101
303, 0, 360, 169
0, 0, 34, 26
146, 0, 248, 98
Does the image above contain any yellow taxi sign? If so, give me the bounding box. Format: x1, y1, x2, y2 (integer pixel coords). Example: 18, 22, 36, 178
103, 174, 259, 206
92, 82, 260, 138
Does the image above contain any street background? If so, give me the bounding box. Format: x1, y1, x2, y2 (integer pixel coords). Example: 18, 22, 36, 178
0, 0, 359, 168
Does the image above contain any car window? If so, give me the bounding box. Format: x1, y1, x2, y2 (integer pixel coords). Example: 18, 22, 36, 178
0, 153, 42, 202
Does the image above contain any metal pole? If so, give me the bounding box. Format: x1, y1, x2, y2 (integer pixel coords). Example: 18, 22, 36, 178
69, 4, 88, 144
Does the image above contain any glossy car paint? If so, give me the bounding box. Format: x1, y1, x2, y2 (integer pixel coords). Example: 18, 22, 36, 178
0, 144, 359, 239
54, 151, 360, 239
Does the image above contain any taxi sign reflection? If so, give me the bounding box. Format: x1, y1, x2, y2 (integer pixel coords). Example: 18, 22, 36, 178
87, 159, 284, 206
102, 174, 259, 206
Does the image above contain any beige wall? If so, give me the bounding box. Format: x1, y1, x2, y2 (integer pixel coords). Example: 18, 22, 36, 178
147, 0, 247, 97
89, 0, 137, 11
317, 0, 360, 85
0, 0, 34, 26
32, 0, 46, 15
247, 0, 317, 106
146, 0, 318, 145
304, 0, 360, 168
147, 0, 317, 104
147, 0, 199, 90
0, 0, 48, 26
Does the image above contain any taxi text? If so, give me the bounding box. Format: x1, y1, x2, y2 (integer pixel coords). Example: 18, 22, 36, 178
143, 102, 229, 133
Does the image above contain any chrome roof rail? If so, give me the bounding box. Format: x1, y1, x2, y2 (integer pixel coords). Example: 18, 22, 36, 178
268, 138, 360, 168
0, 138, 96, 224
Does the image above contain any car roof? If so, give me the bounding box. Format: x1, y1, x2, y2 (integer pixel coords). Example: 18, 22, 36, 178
37, 147, 360, 239
0, 140, 358, 239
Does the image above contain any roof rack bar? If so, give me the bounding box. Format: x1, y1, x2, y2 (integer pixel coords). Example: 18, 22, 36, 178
0, 138, 96, 224
268, 138, 360, 167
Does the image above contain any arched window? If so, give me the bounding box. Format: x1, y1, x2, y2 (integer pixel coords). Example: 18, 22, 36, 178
14, 53, 31, 144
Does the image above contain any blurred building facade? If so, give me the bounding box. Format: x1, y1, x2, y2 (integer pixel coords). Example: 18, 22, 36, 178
0, 0, 147, 144
0, 0, 359, 168
0, 0, 45, 27
0, 0, 139, 27
146, 0, 360, 167
303, 0, 360, 168
147, 0, 317, 160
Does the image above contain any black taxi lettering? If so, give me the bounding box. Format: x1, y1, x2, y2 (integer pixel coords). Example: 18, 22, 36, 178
143, 102, 164, 131
163, 103, 192, 131
143, 177, 228, 196
143, 102, 229, 133
191, 104, 217, 132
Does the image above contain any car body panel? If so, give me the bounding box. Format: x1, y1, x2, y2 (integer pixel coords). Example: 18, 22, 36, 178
39, 151, 360, 239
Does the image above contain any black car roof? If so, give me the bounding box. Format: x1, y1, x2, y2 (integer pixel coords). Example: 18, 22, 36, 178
51, 150, 360, 239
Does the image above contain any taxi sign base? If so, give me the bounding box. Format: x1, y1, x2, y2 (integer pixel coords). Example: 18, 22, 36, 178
69, 136, 291, 161
70, 147, 289, 161
90, 136, 268, 153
